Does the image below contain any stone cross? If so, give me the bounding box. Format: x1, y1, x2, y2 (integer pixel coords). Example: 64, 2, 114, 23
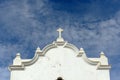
57, 28, 63, 38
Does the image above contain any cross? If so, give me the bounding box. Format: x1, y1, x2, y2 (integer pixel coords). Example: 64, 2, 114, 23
57, 28, 63, 38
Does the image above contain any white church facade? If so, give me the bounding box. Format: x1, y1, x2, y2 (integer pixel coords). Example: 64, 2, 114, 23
9, 28, 111, 80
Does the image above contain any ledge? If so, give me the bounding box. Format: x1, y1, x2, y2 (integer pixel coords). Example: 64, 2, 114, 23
97, 64, 111, 70
9, 41, 111, 71
9, 65, 25, 71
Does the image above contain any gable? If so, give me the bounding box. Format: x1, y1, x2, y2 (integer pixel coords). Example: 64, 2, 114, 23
9, 28, 111, 80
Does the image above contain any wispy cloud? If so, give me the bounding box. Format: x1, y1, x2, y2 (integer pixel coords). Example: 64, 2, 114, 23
0, 0, 120, 80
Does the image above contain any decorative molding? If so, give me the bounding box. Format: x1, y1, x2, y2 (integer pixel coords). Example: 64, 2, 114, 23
22, 54, 39, 66
9, 41, 111, 71
77, 48, 85, 57
82, 54, 99, 65
97, 62, 111, 70
64, 42, 79, 54
8, 65, 25, 71
42, 43, 57, 55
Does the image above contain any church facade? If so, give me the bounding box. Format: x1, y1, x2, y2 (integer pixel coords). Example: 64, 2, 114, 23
9, 28, 111, 80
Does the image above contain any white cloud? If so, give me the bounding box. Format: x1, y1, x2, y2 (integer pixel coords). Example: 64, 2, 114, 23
61, 11, 120, 56
0, 0, 120, 80
0, 0, 120, 58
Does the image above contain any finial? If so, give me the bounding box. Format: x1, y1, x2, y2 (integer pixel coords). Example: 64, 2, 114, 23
100, 51, 106, 57
36, 47, 42, 53
77, 48, 85, 57
100, 51, 105, 55
100, 52, 104, 55
56, 28, 64, 42
15, 53, 21, 59
79, 48, 85, 54
80, 48, 84, 52
99, 51, 108, 65
13, 53, 22, 65
16, 53, 21, 56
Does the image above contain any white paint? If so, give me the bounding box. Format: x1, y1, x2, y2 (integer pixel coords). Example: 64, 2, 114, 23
9, 28, 110, 80
10, 46, 110, 80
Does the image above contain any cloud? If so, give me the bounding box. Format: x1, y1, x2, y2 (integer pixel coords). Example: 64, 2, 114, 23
0, 0, 120, 80
0, 0, 120, 65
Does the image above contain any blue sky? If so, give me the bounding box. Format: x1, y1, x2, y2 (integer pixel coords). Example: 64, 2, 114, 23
0, 0, 120, 80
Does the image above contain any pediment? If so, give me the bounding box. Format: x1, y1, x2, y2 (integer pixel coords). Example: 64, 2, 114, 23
9, 41, 110, 71
9, 28, 111, 71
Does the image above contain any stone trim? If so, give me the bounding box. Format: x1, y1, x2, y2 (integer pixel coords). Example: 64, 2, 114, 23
97, 62, 111, 70
9, 41, 111, 71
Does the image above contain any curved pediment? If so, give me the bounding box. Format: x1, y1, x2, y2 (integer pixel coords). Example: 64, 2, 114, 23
9, 41, 110, 71
9, 28, 111, 71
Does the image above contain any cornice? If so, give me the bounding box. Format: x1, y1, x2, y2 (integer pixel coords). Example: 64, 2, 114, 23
9, 41, 111, 71
97, 62, 111, 70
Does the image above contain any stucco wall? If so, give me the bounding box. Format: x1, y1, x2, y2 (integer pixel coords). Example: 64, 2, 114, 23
10, 46, 110, 80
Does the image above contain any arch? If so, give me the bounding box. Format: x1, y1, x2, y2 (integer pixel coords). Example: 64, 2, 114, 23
56, 77, 63, 80
42, 41, 80, 55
